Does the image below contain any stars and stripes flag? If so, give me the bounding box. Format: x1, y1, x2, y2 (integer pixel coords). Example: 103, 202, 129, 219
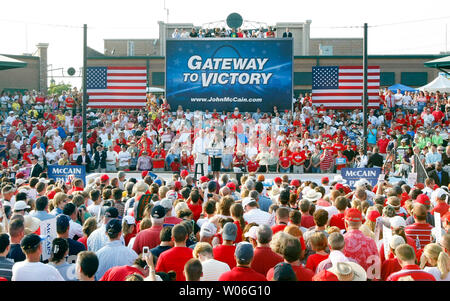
86, 66, 147, 108
311, 66, 380, 109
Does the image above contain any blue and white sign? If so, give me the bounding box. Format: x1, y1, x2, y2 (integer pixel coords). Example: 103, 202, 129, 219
166, 38, 293, 112
341, 168, 382, 188
48, 165, 86, 185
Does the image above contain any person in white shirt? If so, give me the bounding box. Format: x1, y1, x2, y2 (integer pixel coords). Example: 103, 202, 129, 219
192, 130, 210, 176
32, 143, 46, 163
45, 147, 59, 165
172, 28, 181, 39
193, 242, 230, 281
105, 145, 118, 172
394, 89, 403, 108
63, 203, 84, 240
12, 234, 65, 281
5, 111, 16, 125
117, 145, 131, 171
242, 197, 273, 226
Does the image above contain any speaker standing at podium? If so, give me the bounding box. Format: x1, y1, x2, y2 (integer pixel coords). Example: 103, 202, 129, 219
208, 135, 224, 181
193, 130, 210, 177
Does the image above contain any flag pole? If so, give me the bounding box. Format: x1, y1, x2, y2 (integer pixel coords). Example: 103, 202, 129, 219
363, 23, 368, 156
82, 24, 88, 153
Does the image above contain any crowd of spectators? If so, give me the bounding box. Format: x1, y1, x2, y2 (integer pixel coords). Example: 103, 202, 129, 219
171, 26, 292, 39
0, 85, 449, 282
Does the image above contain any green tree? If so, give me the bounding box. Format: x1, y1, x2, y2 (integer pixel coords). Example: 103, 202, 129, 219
48, 81, 72, 95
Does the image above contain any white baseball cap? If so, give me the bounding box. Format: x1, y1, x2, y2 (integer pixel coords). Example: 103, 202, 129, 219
123, 215, 135, 225
390, 216, 406, 229
14, 201, 31, 211
242, 197, 256, 208
244, 226, 259, 240
199, 222, 217, 238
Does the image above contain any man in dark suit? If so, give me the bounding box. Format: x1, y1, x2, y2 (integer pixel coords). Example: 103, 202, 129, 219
428, 162, 449, 187
30, 156, 44, 178
76, 149, 92, 173
282, 28, 292, 38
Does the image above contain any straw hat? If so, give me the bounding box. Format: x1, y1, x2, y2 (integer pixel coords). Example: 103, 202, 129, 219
24, 216, 41, 235
327, 262, 367, 281
303, 189, 322, 203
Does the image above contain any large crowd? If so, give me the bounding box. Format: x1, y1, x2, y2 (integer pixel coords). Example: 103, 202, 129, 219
171, 26, 289, 39
0, 86, 449, 282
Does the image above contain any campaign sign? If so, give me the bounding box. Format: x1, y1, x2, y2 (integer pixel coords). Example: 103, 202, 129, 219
48, 165, 86, 185
341, 168, 382, 188
166, 38, 293, 112
40, 218, 57, 261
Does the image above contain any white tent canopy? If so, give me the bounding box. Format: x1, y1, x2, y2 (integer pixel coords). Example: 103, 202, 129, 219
419, 74, 450, 93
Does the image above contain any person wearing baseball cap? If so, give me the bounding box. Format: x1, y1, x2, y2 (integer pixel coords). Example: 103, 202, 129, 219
342, 208, 380, 278
95, 219, 138, 279
87, 207, 123, 253
380, 235, 405, 280
213, 223, 238, 269
431, 188, 449, 218
273, 177, 282, 187
132, 205, 167, 254
11, 234, 65, 281
13, 201, 31, 215
405, 194, 435, 227
180, 169, 189, 179
218, 242, 267, 281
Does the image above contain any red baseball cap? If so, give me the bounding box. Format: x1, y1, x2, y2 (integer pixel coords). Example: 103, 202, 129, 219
16, 172, 25, 179
366, 210, 381, 222
200, 176, 209, 183
174, 181, 182, 191
100, 174, 109, 182
321, 177, 329, 184
335, 183, 344, 191
274, 177, 282, 184
415, 194, 431, 206
180, 170, 189, 178
226, 182, 236, 191
290, 179, 300, 188
342, 185, 352, 195
415, 183, 425, 190
141, 171, 149, 178
345, 208, 363, 222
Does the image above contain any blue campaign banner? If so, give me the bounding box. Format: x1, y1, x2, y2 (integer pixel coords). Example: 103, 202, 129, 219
47, 165, 86, 185
166, 38, 293, 112
341, 168, 382, 188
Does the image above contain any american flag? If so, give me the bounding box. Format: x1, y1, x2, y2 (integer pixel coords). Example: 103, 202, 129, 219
311, 66, 380, 109
86, 66, 147, 108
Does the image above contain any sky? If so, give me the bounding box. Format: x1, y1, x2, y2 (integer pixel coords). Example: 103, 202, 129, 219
1, 0, 449, 88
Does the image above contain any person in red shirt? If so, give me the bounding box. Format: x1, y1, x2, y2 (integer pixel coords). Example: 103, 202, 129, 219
266, 234, 314, 281
329, 196, 347, 230
291, 146, 306, 174
377, 132, 390, 157
132, 206, 166, 254
100, 256, 149, 281
405, 203, 433, 250
305, 232, 329, 273
187, 190, 202, 222
213, 223, 237, 269
250, 225, 283, 276
246, 155, 260, 173
278, 149, 291, 173
151, 145, 166, 160
431, 190, 449, 218
299, 200, 315, 229
218, 242, 267, 281
155, 224, 193, 281
230, 203, 246, 244
170, 157, 181, 172
335, 151, 347, 172
386, 244, 435, 281
63, 138, 77, 156
271, 207, 290, 234
380, 235, 405, 280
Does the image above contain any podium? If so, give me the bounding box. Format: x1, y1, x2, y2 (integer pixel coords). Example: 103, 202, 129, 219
207, 148, 222, 173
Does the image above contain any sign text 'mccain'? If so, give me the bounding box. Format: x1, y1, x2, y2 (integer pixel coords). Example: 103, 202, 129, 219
51, 167, 83, 175
183, 56, 273, 87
